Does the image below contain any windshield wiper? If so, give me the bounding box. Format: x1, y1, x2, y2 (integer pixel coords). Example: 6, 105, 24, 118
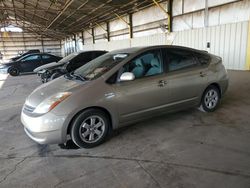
70, 72, 86, 81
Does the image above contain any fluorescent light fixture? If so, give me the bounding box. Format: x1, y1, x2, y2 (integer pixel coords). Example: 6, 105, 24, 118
0, 25, 23, 32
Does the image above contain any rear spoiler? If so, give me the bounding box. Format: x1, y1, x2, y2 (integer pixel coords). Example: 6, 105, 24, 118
201, 50, 208, 53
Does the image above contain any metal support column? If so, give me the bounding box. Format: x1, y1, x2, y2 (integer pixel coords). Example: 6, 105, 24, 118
115, 13, 133, 38
152, 0, 172, 32
168, 0, 173, 32
106, 22, 110, 41
92, 28, 95, 44
41, 35, 45, 53
81, 31, 84, 45
129, 13, 133, 38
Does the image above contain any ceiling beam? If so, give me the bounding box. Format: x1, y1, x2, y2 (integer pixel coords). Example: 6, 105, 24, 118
64, 0, 112, 29
0, 6, 60, 12
56, 0, 89, 27
31, 0, 40, 21
67, 0, 153, 32
45, 0, 74, 30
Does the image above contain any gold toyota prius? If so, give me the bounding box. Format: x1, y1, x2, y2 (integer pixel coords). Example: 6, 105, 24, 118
21, 45, 229, 148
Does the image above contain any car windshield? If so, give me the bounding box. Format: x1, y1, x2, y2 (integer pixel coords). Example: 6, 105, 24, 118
17, 54, 33, 61
74, 53, 129, 80
58, 52, 79, 64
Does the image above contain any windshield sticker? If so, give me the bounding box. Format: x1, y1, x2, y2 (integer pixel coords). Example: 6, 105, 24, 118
113, 54, 128, 60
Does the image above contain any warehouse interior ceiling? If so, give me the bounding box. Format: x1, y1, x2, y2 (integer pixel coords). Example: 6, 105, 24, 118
0, 0, 167, 40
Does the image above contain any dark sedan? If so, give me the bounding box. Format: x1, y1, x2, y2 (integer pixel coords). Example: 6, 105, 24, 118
0, 53, 62, 76
34, 50, 107, 83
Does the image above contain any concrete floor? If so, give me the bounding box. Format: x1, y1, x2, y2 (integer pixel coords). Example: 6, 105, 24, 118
0, 71, 249, 188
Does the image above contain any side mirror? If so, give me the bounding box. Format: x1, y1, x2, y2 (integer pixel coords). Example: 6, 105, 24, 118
120, 72, 135, 82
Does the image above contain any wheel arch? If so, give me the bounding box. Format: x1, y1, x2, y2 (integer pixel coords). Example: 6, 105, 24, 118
66, 106, 113, 135
7, 65, 20, 75
207, 83, 222, 98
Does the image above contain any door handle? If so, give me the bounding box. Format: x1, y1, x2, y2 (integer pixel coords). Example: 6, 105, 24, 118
158, 80, 167, 87
200, 72, 207, 77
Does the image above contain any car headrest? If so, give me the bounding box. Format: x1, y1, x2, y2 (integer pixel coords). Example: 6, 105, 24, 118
135, 59, 143, 67
151, 58, 160, 67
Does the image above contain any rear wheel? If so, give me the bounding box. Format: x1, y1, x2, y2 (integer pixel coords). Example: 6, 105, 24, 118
70, 109, 110, 148
8, 67, 19, 76
199, 85, 220, 112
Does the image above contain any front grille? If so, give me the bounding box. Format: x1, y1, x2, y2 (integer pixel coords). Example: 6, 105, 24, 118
23, 104, 35, 113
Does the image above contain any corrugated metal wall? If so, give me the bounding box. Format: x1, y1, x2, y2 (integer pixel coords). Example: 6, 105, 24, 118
81, 34, 167, 51
79, 21, 249, 70
173, 21, 249, 70
0, 32, 62, 62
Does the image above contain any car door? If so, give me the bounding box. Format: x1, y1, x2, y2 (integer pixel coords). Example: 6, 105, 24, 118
19, 54, 42, 72
164, 48, 209, 109
112, 49, 171, 123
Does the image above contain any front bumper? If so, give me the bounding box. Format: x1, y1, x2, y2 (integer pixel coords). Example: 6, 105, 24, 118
21, 111, 68, 144
0, 67, 9, 74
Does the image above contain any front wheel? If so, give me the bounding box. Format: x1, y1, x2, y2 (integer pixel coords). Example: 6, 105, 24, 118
70, 109, 110, 148
8, 67, 20, 76
199, 85, 220, 112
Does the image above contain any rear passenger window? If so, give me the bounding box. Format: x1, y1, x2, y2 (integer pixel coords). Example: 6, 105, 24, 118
167, 50, 198, 72
42, 55, 51, 59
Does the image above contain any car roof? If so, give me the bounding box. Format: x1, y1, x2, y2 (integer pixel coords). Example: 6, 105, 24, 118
109, 45, 208, 55
19, 53, 58, 60
77, 50, 108, 54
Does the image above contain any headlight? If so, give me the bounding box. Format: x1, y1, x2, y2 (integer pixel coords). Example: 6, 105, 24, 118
33, 92, 71, 114
0, 64, 6, 69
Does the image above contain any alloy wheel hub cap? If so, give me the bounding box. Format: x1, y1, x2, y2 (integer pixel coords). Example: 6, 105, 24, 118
205, 89, 218, 109
79, 115, 105, 143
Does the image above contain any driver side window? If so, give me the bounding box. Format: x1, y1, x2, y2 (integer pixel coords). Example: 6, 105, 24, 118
122, 50, 163, 79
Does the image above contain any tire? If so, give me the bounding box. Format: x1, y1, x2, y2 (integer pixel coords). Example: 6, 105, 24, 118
199, 85, 220, 112
8, 67, 20, 76
70, 109, 110, 148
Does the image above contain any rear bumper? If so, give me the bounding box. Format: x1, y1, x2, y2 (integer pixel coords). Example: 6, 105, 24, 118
220, 75, 229, 96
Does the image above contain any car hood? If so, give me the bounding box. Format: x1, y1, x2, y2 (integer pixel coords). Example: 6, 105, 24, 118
1, 62, 15, 66
11, 57, 21, 61
34, 62, 65, 72
25, 76, 88, 107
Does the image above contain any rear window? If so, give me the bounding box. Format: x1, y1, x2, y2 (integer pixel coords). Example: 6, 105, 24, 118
42, 55, 51, 59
